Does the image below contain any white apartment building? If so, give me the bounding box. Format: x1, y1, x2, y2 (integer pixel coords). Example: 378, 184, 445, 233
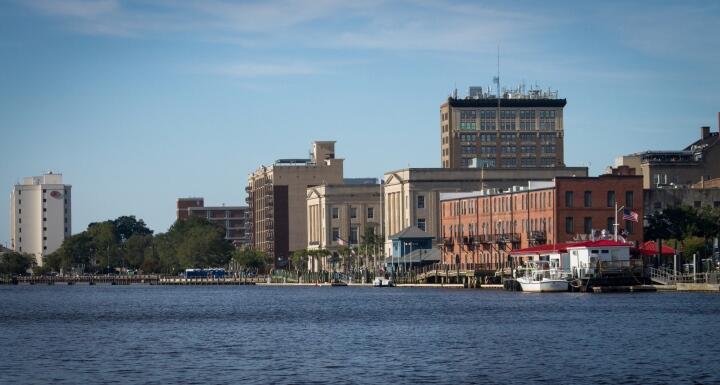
9, 172, 72, 266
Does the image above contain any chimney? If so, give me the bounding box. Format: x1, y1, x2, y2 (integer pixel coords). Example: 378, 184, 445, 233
701, 126, 711, 140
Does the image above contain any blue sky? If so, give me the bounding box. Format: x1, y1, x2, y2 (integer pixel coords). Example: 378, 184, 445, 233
1, 0, 719, 244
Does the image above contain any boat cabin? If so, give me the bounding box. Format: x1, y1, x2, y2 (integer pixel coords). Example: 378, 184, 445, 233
566, 240, 631, 278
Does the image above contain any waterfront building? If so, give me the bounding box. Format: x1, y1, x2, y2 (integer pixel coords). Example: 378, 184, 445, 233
382, 166, 588, 256
9, 172, 71, 266
644, 186, 720, 214
440, 85, 566, 169
306, 181, 383, 272
176, 198, 250, 248
614, 114, 720, 189
439, 174, 644, 270
247, 141, 344, 267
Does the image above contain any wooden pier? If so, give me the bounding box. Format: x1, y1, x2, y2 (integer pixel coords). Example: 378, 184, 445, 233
6, 275, 269, 286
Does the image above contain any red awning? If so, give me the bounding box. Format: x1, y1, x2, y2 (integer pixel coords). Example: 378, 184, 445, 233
637, 241, 677, 256
510, 240, 632, 256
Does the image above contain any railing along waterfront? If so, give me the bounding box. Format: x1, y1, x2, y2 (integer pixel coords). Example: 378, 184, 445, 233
647, 267, 720, 285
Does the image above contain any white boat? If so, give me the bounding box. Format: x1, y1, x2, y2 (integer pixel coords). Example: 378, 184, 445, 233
516, 261, 569, 292
373, 277, 395, 287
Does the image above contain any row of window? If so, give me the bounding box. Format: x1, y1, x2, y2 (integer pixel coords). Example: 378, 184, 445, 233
448, 190, 555, 216
331, 207, 375, 220
564, 191, 633, 208
565, 217, 634, 234
458, 109, 557, 120
445, 217, 552, 238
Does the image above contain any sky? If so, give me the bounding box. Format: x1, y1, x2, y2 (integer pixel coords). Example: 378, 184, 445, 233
1, 0, 719, 244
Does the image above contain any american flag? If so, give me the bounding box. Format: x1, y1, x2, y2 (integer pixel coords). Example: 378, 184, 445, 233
335, 237, 346, 245
623, 209, 639, 222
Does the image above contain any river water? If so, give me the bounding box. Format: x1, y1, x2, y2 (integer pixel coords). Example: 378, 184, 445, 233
1, 285, 719, 384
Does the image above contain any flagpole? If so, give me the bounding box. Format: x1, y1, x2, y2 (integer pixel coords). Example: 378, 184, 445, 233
614, 202, 625, 242
614, 202, 617, 242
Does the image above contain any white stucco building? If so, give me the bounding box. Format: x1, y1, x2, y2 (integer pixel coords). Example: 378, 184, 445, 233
9, 172, 72, 266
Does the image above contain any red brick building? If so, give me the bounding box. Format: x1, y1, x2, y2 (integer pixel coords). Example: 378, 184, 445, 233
176, 198, 250, 248
439, 175, 644, 270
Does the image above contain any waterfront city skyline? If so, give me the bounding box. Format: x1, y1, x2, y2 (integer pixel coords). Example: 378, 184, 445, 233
2, 0, 719, 245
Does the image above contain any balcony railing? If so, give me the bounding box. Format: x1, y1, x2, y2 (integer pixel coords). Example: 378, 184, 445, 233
527, 230, 547, 240
495, 233, 520, 243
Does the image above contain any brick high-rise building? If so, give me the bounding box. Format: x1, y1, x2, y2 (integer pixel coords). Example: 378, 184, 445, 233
440, 85, 566, 169
246, 141, 344, 267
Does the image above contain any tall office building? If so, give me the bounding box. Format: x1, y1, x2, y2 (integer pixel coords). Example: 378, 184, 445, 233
440, 85, 566, 169
9, 172, 72, 266
246, 141, 344, 267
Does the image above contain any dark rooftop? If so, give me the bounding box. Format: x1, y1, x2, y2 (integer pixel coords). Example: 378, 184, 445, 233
447, 97, 567, 108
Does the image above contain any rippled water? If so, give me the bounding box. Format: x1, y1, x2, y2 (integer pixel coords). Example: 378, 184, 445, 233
1, 285, 719, 384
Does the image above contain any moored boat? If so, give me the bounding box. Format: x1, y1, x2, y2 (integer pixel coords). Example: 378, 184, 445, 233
372, 277, 395, 287
516, 261, 569, 292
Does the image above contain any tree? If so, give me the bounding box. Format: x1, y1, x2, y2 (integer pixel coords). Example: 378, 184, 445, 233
680, 236, 709, 259
0, 252, 36, 275
291, 249, 308, 275
123, 234, 154, 269
112, 215, 153, 242
159, 217, 234, 269
233, 249, 271, 271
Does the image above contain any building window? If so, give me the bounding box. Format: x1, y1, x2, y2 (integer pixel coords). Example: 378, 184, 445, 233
714, 201, 720, 208
584, 217, 592, 234
43, 227, 47, 231
694, 201, 701, 208
43, 199, 47, 203
367, 207, 374, 219
43, 208, 47, 212
18, 209, 21, 214
332, 227, 340, 242
43, 189, 46, 193
332, 207, 339, 219
43, 218, 47, 222
625, 221, 634, 234
350, 207, 357, 219
654, 202, 662, 209
565, 191, 573, 208
626, 191, 634, 208
417, 218, 426, 232
44, 246, 47, 250
565, 217, 574, 234
18, 218, 21, 224
607, 217, 614, 232
18, 228, 21, 233
417, 195, 425, 209
43, 236, 47, 241
584, 191, 592, 208
349, 226, 359, 244
607, 191, 615, 207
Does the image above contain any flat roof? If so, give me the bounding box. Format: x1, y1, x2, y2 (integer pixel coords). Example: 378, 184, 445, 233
447, 98, 567, 108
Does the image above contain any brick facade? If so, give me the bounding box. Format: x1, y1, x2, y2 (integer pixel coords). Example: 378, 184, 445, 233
440, 175, 644, 270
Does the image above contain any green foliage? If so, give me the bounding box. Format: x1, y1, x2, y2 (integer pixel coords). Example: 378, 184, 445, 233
645, 206, 720, 241
233, 249, 271, 271
290, 249, 308, 272
112, 216, 153, 241
47, 215, 234, 275
0, 252, 35, 275
360, 224, 384, 256
679, 236, 708, 259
